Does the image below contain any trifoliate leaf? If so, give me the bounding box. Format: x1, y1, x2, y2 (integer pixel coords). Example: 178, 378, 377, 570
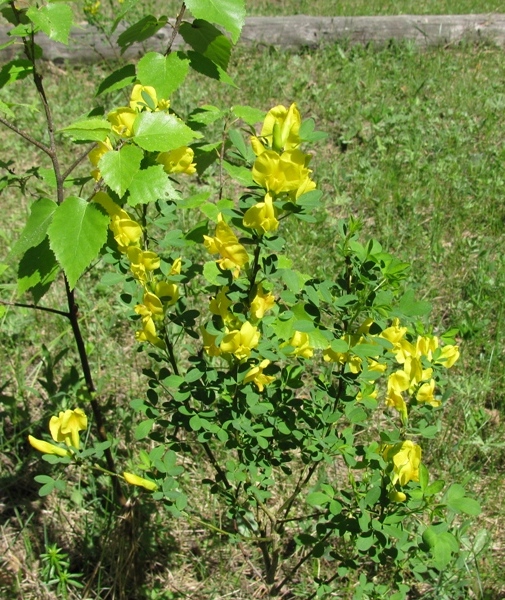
47, 196, 109, 289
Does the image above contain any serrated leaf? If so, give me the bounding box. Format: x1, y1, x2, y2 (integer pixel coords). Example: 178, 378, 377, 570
47, 197, 109, 289
61, 117, 111, 142
186, 50, 236, 86
185, 0, 245, 43
127, 165, 179, 206
10, 198, 57, 257
133, 112, 201, 152
232, 105, 266, 126
135, 418, 154, 440
117, 15, 168, 53
17, 237, 59, 301
137, 52, 189, 99
0, 59, 33, 89
96, 64, 136, 96
26, 3, 73, 44
99, 144, 143, 198
180, 19, 232, 70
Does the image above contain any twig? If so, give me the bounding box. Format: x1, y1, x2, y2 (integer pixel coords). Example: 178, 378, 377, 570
61, 143, 96, 181
165, 2, 186, 56
0, 299, 70, 318
0, 115, 53, 158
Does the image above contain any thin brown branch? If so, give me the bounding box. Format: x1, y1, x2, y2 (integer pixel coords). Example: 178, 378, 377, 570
165, 2, 186, 56
0, 299, 70, 318
62, 143, 96, 181
0, 114, 53, 157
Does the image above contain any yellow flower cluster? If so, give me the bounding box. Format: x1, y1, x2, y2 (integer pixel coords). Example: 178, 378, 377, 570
28, 408, 88, 456
381, 319, 459, 420
88, 84, 195, 180
93, 192, 181, 348
243, 103, 316, 235
382, 440, 422, 501
203, 213, 249, 277
202, 279, 277, 391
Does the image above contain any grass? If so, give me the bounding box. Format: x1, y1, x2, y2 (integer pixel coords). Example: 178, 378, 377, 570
2, 2, 505, 598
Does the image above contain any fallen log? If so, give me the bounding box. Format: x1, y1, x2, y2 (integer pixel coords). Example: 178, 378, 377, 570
1, 14, 505, 63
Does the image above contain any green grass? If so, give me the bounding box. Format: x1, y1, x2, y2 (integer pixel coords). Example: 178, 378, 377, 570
2, 6, 505, 600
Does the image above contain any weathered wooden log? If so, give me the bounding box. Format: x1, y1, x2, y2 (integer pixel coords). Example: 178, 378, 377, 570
1, 14, 505, 63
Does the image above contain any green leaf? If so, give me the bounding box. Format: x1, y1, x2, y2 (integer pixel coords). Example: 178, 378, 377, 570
117, 15, 168, 53
127, 165, 179, 206
185, 0, 245, 43
17, 237, 59, 302
135, 418, 154, 440
61, 118, 111, 142
398, 289, 432, 317
232, 105, 266, 126
47, 197, 109, 289
26, 3, 73, 44
186, 50, 236, 86
180, 19, 232, 70
99, 144, 143, 198
133, 112, 201, 152
137, 52, 190, 99
0, 59, 33, 89
447, 496, 481, 516
306, 491, 332, 506
222, 161, 255, 186
10, 198, 57, 257
96, 64, 136, 96
188, 105, 224, 128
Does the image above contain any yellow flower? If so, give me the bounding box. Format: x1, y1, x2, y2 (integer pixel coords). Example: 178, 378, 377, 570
201, 326, 221, 357
250, 283, 275, 320
28, 435, 69, 457
243, 193, 279, 233
127, 247, 160, 283
135, 315, 165, 348
244, 359, 275, 391
123, 472, 158, 491
155, 280, 179, 307
388, 490, 407, 502
436, 344, 460, 368
109, 212, 143, 253
382, 440, 422, 487
203, 214, 249, 274
88, 137, 113, 180
49, 408, 88, 450
157, 147, 196, 175
416, 379, 440, 407
252, 149, 313, 196
261, 103, 301, 152
107, 107, 137, 137
220, 321, 260, 360
209, 287, 232, 320
287, 331, 313, 359
135, 291, 164, 320
129, 84, 157, 111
